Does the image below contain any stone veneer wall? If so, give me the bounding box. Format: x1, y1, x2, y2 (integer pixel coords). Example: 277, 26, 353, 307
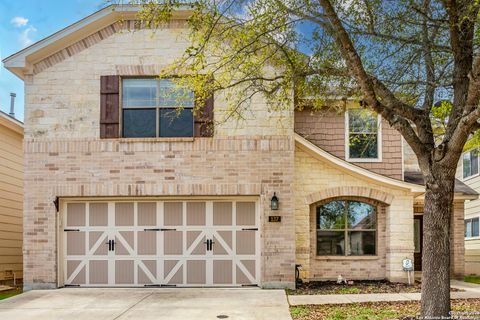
295, 108, 403, 180
294, 146, 415, 283
23, 136, 295, 289
26, 24, 292, 139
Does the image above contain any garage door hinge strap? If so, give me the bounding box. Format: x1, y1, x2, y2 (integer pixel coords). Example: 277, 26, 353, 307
160, 228, 177, 231
241, 228, 258, 231
241, 284, 257, 287
64, 284, 81, 287
144, 284, 161, 287
144, 228, 161, 231
161, 284, 177, 287
64, 229, 80, 232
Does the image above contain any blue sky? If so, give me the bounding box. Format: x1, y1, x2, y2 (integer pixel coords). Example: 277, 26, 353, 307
0, 0, 107, 121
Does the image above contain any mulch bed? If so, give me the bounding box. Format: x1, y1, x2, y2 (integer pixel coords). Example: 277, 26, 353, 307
288, 280, 461, 295
290, 299, 480, 320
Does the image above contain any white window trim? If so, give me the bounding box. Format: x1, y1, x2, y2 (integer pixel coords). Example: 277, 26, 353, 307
461, 149, 480, 181
465, 217, 480, 239
345, 109, 383, 163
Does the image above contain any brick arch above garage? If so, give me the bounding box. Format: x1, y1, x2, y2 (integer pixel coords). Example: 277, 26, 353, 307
305, 186, 394, 206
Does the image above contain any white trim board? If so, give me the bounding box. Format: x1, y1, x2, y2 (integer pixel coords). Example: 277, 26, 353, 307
295, 133, 424, 193
344, 109, 382, 163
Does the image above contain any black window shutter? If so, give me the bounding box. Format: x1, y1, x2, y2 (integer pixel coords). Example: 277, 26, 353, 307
100, 75, 120, 138
194, 78, 214, 137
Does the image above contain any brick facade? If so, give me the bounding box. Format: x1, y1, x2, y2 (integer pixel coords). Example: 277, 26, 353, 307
14, 9, 467, 290
295, 107, 403, 180
24, 136, 295, 289
23, 23, 295, 290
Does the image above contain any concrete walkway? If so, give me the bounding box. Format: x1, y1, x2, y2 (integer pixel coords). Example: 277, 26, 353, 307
0, 288, 292, 320
288, 281, 480, 306
451, 280, 480, 293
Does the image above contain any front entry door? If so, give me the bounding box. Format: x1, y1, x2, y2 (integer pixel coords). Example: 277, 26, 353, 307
414, 216, 423, 271
63, 200, 259, 287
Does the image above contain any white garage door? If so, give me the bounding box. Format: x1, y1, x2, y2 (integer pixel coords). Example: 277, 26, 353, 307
62, 200, 260, 287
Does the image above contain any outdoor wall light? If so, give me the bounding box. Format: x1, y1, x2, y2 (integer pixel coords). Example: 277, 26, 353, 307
271, 192, 279, 210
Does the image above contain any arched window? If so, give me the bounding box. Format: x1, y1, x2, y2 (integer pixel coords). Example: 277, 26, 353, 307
316, 200, 376, 256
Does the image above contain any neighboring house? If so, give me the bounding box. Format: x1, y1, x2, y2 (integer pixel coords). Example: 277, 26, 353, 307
2, 5, 475, 290
0, 110, 23, 285
456, 149, 480, 275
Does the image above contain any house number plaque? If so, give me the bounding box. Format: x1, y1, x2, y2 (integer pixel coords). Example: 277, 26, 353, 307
268, 216, 281, 222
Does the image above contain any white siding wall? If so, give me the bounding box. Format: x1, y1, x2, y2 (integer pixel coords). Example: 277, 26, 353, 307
456, 160, 480, 275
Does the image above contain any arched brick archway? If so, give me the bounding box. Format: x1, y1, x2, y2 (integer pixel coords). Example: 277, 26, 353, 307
305, 186, 394, 206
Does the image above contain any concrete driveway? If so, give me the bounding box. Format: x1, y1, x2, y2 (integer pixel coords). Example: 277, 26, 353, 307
0, 288, 291, 320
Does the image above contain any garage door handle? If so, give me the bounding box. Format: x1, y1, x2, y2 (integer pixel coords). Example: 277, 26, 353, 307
204, 239, 212, 251
105, 240, 116, 251
105, 240, 111, 251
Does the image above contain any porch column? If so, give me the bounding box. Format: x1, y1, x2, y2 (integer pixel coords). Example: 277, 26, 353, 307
385, 195, 415, 283
451, 201, 465, 279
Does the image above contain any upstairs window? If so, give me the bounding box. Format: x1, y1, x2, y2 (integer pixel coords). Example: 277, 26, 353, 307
465, 217, 479, 238
122, 79, 194, 138
463, 150, 479, 179
316, 200, 376, 256
346, 109, 381, 161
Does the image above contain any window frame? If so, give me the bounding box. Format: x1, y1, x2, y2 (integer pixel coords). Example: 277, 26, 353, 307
120, 76, 195, 138
462, 149, 480, 180
465, 217, 480, 239
315, 199, 378, 257
345, 109, 383, 163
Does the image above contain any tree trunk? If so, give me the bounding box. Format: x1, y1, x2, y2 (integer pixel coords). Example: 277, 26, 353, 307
420, 169, 455, 317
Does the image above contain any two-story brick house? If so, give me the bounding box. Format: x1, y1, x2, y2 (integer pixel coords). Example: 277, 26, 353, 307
3, 5, 476, 290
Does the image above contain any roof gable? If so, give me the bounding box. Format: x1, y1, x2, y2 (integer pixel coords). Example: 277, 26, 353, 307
295, 133, 424, 193
2, 5, 191, 79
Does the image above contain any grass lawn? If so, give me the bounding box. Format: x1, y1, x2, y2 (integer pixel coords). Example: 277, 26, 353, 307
464, 275, 480, 284
290, 299, 480, 320
0, 288, 22, 301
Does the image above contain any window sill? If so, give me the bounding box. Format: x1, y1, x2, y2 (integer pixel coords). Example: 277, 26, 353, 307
465, 236, 480, 241
315, 255, 379, 261
346, 158, 383, 163
462, 173, 480, 182
116, 137, 196, 143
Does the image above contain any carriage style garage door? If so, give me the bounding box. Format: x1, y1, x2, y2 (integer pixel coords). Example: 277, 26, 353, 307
62, 200, 260, 287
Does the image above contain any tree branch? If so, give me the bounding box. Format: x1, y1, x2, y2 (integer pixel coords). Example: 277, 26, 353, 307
316, 0, 429, 156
